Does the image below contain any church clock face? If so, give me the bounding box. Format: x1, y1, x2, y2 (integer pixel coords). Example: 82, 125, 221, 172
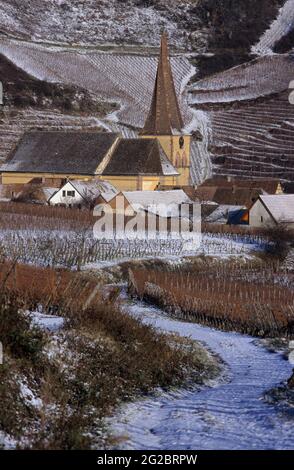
179, 136, 184, 149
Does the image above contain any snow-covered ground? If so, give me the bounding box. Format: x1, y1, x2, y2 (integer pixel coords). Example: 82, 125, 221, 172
0, 38, 194, 129
0, 0, 191, 49
110, 297, 294, 450
0, 229, 264, 267
30, 312, 65, 332
252, 0, 294, 55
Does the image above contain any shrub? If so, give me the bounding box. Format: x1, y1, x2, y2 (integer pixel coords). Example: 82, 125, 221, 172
0, 292, 45, 363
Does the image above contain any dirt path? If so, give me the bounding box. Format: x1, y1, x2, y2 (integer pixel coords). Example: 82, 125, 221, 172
111, 295, 294, 450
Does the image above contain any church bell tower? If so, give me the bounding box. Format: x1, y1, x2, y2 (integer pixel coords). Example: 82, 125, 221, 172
140, 32, 191, 186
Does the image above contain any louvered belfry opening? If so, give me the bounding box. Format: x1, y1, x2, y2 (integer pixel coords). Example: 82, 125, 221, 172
141, 32, 184, 136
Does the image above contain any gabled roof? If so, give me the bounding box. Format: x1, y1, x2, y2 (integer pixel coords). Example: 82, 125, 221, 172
259, 195, 294, 223
69, 180, 119, 203
103, 138, 178, 176
123, 190, 192, 217
42, 187, 58, 200
140, 32, 184, 136
51, 179, 119, 203
1, 131, 120, 175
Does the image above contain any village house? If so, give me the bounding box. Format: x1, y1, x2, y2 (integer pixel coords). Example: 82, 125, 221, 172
122, 189, 193, 218
194, 177, 284, 226
48, 179, 119, 208
0, 33, 192, 192
92, 189, 195, 234
249, 194, 294, 229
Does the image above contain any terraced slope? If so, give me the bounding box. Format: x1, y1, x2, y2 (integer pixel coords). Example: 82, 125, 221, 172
189, 55, 294, 104
0, 39, 194, 129
190, 54, 294, 181
210, 91, 294, 180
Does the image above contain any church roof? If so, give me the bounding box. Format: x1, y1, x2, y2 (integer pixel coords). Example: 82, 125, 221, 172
140, 32, 184, 136
1, 131, 120, 175
103, 138, 178, 176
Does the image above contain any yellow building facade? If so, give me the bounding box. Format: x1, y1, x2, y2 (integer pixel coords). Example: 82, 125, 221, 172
141, 135, 191, 187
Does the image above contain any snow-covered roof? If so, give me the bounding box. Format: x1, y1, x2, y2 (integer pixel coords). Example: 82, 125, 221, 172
260, 195, 294, 223
1, 132, 120, 175
123, 190, 193, 218
158, 145, 179, 176
68, 180, 119, 203
104, 138, 178, 177
42, 188, 57, 200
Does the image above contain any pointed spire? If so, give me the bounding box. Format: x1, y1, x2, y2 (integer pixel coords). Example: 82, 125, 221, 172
141, 31, 184, 136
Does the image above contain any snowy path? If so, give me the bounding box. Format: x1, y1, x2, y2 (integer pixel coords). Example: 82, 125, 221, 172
111, 297, 294, 450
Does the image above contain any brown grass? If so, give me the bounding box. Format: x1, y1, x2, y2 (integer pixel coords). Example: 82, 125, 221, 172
128, 262, 294, 338
0, 261, 218, 449
0, 201, 94, 231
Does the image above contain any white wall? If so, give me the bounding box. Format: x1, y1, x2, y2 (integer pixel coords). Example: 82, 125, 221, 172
49, 182, 84, 206
249, 199, 276, 228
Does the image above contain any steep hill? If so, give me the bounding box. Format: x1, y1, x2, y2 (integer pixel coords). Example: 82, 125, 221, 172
0, 0, 294, 182
0, 1, 290, 58
190, 55, 294, 181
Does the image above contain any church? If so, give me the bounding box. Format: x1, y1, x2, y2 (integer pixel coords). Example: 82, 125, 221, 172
0, 33, 192, 192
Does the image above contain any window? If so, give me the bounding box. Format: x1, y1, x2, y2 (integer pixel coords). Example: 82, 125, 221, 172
261, 216, 263, 223
179, 136, 184, 149
62, 190, 66, 197
67, 190, 75, 197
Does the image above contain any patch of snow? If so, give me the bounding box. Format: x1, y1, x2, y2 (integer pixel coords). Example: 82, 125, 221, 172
30, 312, 65, 332
0, 431, 17, 450
19, 380, 43, 410
253, 0, 294, 55
110, 297, 294, 450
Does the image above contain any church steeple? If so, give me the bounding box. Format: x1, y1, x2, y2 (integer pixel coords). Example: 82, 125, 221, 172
141, 32, 184, 136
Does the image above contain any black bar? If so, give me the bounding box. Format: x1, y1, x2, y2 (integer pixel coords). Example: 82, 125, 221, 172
0, 450, 292, 468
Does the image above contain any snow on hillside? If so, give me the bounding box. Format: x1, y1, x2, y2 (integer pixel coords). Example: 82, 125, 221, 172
0, 0, 191, 49
0, 38, 194, 129
0, 37, 213, 184
253, 0, 294, 55
189, 53, 294, 181
189, 55, 294, 104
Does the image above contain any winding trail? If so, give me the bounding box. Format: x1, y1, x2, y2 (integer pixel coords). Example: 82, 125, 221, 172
111, 296, 294, 450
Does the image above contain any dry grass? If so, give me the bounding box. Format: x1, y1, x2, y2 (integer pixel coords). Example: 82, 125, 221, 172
0, 202, 94, 231
129, 260, 294, 338
0, 261, 218, 449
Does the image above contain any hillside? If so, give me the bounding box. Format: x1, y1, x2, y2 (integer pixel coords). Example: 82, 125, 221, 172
0, 1, 290, 57
0, 0, 294, 182
0, 52, 116, 164
189, 54, 294, 181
